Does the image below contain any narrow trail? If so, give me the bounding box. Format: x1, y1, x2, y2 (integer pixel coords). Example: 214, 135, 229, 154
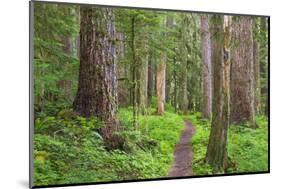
168, 120, 195, 177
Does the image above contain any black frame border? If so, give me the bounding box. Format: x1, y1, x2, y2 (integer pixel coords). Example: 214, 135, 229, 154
29, 0, 270, 188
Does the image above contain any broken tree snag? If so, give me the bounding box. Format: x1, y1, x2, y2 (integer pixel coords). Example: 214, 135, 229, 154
156, 52, 166, 115
230, 16, 256, 128
73, 7, 121, 149
206, 15, 231, 173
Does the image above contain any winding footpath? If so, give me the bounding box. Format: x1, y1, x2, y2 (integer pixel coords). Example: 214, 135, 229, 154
168, 120, 195, 177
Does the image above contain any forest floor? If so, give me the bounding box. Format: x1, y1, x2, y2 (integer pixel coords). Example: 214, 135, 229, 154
168, 120, 195, 177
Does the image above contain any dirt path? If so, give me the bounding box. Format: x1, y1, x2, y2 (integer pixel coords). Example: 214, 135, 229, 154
168, 120, 195, 177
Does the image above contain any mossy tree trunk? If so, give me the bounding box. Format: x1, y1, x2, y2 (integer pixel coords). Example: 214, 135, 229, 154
206, 15, 231, 173
73, 7, 120, 149
230, 16, 256, 128
200, 15, 212, 119
260, 18, 269, 117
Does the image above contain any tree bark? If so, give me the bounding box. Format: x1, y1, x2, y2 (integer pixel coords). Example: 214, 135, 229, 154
178, 61, 188, 114
137, 55, 148, 114
206, 15, 230, 172
260, 18, 268, 117
173, 55, 177, 112
165, 15, 174, 105
58, 36, 73, 101
230, 16, 256, 128
147, 52, 154, 106
166, 70, 171, 104
253, 41, 261, 115
156, 53, 166, 114
200, 15, 212, 119
178, 15, 189, 114
73, 7, 120, 148
130, 16, 139, 128
62, 36, 73, 55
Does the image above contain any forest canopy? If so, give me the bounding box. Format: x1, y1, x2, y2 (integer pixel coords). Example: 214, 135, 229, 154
32, 2, 269, 187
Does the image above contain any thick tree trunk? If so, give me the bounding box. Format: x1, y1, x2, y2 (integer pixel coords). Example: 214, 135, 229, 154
73, 7, 120, 148
200, 15, 212, 119
206, 15, 230, 172
156, 53, 166, 114
230, 16, 256, 128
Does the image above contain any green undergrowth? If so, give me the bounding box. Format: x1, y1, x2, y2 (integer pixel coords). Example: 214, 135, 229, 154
185, 112, 268, 175
33, 107, 184, 186
228, 116, 268, 173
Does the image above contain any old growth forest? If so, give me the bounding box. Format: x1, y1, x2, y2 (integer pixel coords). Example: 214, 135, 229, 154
33, 2, 269, 186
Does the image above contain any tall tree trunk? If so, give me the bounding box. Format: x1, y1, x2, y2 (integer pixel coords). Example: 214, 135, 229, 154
58, 36, 73, 101
178, 15, 189, 114
253, 40, 261, 115
58, 7, 75, 102
156, 53, 166, 114
166, 70, 171, 104
137, 55, 148, 114
230, 16, 256, 128
206, 15, 230, 172
178, 61, 188, 113
173, 55, 177, 112
260, 18, 269, 117
200, 15, 212, 119
116, 32, 127, 107
147, 52, 154, 106
130, 16, 138, 128
165, 15, 174, 105
73, 7, 120, 149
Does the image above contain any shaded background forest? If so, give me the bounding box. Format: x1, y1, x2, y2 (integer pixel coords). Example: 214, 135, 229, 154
32, 2, 269, 186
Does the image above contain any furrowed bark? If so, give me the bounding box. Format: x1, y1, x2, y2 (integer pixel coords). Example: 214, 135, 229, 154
74, 7, 121, 149
230, 16, 256, 128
